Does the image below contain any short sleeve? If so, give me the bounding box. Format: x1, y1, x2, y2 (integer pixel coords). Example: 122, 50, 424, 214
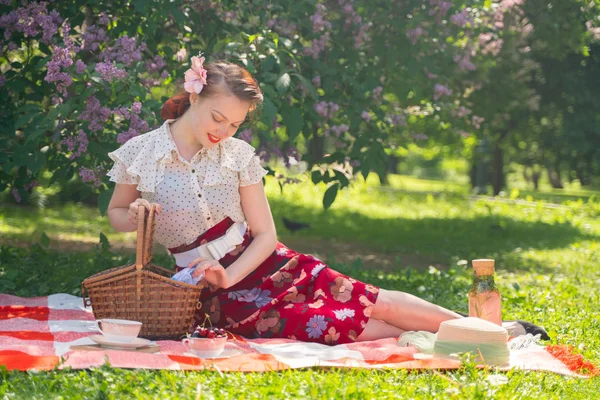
106, 139, 142, 186
239, 155, 268, 186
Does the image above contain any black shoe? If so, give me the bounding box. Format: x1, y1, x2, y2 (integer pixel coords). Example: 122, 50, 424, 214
454, 311, 551, 341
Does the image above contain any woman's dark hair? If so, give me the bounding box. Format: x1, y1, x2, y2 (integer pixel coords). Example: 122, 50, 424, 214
160, 61, 263, 121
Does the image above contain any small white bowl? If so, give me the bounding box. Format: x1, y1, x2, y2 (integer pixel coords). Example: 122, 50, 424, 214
182, 336, 227, 358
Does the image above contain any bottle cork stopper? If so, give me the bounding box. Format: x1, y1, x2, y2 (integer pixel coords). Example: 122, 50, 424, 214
472, 259, 495, 276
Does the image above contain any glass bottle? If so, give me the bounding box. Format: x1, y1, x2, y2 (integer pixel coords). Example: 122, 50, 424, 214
468, 259, 502, 325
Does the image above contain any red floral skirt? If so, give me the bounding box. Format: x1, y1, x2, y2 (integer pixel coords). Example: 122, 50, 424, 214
171, 218, 379, 345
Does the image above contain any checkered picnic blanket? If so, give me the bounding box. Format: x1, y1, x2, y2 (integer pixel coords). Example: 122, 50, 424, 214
0, 293, 592, 376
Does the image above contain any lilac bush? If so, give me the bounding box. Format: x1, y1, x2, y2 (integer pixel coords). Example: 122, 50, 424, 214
2, 0, 597, 209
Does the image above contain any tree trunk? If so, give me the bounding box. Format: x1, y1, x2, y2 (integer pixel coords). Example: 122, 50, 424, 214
547, 164, 564, 189
575, 163, 590, 186
492, 142, 504, 196
308, 129, 325, 166
532, 167, 541, 190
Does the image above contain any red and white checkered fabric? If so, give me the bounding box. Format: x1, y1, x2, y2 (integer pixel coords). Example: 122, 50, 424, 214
0, 293, 585, 375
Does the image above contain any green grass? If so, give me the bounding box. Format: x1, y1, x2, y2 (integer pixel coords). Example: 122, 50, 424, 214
0, 174, 599, 398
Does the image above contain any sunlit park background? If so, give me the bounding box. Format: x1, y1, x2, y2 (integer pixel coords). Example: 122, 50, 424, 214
1, 0, 599, 398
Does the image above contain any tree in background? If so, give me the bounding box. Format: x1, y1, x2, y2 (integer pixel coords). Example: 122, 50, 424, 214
1, 0, 598, 211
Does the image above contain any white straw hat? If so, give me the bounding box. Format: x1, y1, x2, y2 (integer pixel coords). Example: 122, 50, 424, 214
433, 317, 510, 365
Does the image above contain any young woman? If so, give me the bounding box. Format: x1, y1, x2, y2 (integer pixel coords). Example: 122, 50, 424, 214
106, 57, 543, 344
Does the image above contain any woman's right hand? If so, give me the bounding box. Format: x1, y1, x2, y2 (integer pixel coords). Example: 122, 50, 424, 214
127, 198, 162, 225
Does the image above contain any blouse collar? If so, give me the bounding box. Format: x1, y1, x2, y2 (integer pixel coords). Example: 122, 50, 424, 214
155, 118, 222, 165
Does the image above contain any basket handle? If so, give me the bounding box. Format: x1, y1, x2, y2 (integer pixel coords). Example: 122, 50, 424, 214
134, 203, 157, 270
81, 283, 90, 308
135, 204, 149, 270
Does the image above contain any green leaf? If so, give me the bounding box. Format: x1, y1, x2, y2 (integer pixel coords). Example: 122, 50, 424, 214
275, 72, 291, 94
99, 232, 111, 251
98, 187, 114, 216
283, 107, 303, 140
290, 73, 318, 99
170, 8, 186, 25
40, 232, 50, 248
333, 169, 350, 188
28, 152, 45, 175
262, 72, 279, 83
323, 183, 340, 210
262, 55, 277, 72
261, 97, 277, 127
133, 0, 148, 13
311, 170, 322, 184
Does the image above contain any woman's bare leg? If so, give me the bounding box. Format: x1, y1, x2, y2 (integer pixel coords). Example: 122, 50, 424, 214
356, 318, 405, 341
371, 288, 462, 333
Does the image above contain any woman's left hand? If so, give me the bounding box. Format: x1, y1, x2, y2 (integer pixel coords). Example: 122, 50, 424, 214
188, 257, 232, 289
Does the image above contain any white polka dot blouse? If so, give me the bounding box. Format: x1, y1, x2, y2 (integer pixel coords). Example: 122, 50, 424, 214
106, 118, 268, 249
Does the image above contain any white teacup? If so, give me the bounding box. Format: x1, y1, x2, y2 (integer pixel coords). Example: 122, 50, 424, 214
95, 319, 142, 343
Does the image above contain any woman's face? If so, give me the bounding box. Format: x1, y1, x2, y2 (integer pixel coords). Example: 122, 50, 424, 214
189, 92, 250, 149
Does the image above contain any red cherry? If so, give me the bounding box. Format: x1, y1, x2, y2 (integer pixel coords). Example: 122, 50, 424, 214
207, 330, 216, 338
199, 327, 208, 336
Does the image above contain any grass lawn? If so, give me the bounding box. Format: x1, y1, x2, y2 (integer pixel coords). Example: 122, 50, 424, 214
0, 175, 599, 398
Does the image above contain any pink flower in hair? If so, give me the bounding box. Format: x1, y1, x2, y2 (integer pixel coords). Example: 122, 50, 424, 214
184, 55, 208, 94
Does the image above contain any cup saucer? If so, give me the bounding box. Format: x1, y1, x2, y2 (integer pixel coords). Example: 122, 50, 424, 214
88, 334, 151, 350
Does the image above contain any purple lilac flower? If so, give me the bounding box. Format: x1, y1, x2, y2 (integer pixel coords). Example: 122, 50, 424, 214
238, 129, 253, 143
450, 8, 473, 27
304, 33, 330, 59
266, 18, 297, 37
82, 25, 109, 51
79, 96, 111, 131
428, 0, 452, 19
310, 4, 332, 32
98, 12, 110, 26
96, 61, 127, 82
12, 188, 21, 203
406, 26, 424, 45
146, 55, 166, 74
101, 35, 144, 66
45, 49, 73, 96
0, 1, 62, 44
79, 167, 102, 187
75, 60, 86, 74
361, 111, 371, 122
389, 113, 406, 127
424, 68, 437, 80
454, 106, 472, 118
24, 181, 40, 191
472, 115, 485, 129
453, 53, 476, 71
354, 22, 373, 49
131, 101, 142, 114
312, 75, 321, 88
116, 112, 149, 144
314, 101, 339, 119
330, 124, 349, 137
61, 129, 88, 160
433, 84, 452, 101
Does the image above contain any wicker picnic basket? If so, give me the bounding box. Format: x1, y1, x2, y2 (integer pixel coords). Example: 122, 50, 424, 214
82, 204, 202, 340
